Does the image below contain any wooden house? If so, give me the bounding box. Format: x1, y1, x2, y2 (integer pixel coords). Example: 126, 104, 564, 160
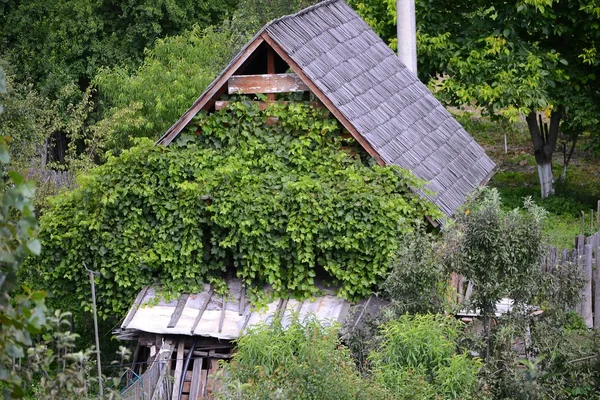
117, 1, 495, 398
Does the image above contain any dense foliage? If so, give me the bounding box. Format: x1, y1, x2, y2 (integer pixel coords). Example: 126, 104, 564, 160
444, 188, 547, 315
31, 101, 439, 316
350, 0, 600, 196
0, 0, 237, 96
0, 67, 47, 399
218, 316, 391, 400
369, 314, 482, 399
94, 24, 247, 151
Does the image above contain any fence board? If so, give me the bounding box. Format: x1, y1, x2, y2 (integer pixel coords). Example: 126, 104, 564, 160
583, 244, 594, 328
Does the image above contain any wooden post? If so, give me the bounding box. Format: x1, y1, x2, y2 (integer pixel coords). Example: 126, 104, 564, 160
576, 235, 585, 316
583, 244, 594, 328
597, 200, 600, 230
594, 234, 600, 328
267, 46, 276, 101
84, 264, 103, 398
171, 340, 185, 400
582, 211, 586, 235
189, 357, 203, 400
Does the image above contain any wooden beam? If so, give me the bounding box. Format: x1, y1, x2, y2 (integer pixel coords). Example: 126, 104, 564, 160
190, 287, 214, 335
214, 100, 326, 111
167, 294, 189, 328
157, 36, 265, 146
228, 73, 309, 94
260, 32, 384, 166
267, 46, 276, 101
188, 357, 203, 400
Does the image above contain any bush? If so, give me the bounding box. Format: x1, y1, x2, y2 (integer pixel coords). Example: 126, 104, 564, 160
217, 316, 391, 400
369, 314, 482, 400
382, 225, 448, 314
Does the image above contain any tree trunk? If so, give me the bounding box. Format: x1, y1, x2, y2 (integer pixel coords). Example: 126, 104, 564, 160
560, 132, 578, 182
526, 109, 562, 198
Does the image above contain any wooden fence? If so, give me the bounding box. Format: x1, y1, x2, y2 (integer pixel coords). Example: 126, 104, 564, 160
543, 230, 600, 328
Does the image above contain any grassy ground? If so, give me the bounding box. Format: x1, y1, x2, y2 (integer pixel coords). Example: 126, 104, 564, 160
453, 111, 600, 249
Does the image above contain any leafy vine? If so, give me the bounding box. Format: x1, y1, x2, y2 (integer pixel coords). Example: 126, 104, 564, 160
29, 101, 440, 316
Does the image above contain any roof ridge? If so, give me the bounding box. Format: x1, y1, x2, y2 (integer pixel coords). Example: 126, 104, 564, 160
265, 0, 344, 27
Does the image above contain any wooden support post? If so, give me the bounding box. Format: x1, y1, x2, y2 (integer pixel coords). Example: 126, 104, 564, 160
594, 234, 600, 329
267, 46, 275, 101
151, 339, 175, 400
597, 200, 600, 230
189, 357, 203, 400
84, 264, 103, 398
583, 244, 594, 328
171, 340, 185, 400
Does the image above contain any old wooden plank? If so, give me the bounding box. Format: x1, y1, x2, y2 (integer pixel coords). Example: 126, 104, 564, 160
576, 235, 586, 316
583, 244, 593, 328
150, 339, 175, 400
214, 100, 326, 111
157, 36, 265, 145
594, 234, 600, 328
239, 285, 245, 316
168, 294, 190, 328
260, 32, 384, 166
267, 46, 276, 101
190, 287, 214, 334
218, 294, 226, 334
188, 357, 203, 400
122, 286, 149, 328
171, 340, 186, 400
228, 73, 309, 94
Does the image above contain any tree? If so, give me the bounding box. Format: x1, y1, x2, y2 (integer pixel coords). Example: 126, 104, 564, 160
350, 0, 600, 198
0, 66, 47, 399
443, 188, 547, 360
93, 24, 248, 152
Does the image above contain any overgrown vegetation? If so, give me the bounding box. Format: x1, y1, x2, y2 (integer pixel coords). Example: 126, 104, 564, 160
30, 101, 439, 317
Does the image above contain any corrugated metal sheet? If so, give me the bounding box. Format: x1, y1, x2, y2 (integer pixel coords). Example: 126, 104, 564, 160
120, 279, 354, 340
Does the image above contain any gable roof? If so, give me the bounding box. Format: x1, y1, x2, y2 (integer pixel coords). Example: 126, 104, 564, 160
157, 0, 495, 217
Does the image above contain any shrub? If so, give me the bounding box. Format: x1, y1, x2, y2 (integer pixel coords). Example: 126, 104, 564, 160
369, 314, 482, 400
217, 316, 392, 400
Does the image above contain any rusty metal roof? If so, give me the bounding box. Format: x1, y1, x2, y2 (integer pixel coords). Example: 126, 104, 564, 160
118, 278, 375, 340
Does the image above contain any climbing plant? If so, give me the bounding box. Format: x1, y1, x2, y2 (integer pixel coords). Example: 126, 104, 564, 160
30, 101, 440, 316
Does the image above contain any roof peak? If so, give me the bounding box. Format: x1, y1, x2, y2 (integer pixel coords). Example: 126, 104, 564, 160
266, 0, 344, 27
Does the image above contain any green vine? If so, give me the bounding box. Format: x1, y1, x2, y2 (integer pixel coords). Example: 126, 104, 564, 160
29, 101, 440, 317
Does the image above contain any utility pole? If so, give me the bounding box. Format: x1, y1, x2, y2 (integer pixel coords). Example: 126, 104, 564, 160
397, 0, 418, 74
84, 263, 104, 398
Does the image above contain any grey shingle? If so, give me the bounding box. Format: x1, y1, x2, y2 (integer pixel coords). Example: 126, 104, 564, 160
161, 0, 495, 218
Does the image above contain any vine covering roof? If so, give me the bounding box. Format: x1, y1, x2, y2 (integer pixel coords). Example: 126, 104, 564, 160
158, 0, 495, 217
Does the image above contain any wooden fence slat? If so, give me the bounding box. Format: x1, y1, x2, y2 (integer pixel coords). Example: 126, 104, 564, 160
583, 244, 594, 328
594, 233, 600, 328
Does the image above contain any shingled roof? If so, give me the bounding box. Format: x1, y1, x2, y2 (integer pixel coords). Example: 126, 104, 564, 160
157, 0, 495, 217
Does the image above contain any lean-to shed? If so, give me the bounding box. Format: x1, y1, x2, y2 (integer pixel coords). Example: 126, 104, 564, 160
157, 0, 495, 218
